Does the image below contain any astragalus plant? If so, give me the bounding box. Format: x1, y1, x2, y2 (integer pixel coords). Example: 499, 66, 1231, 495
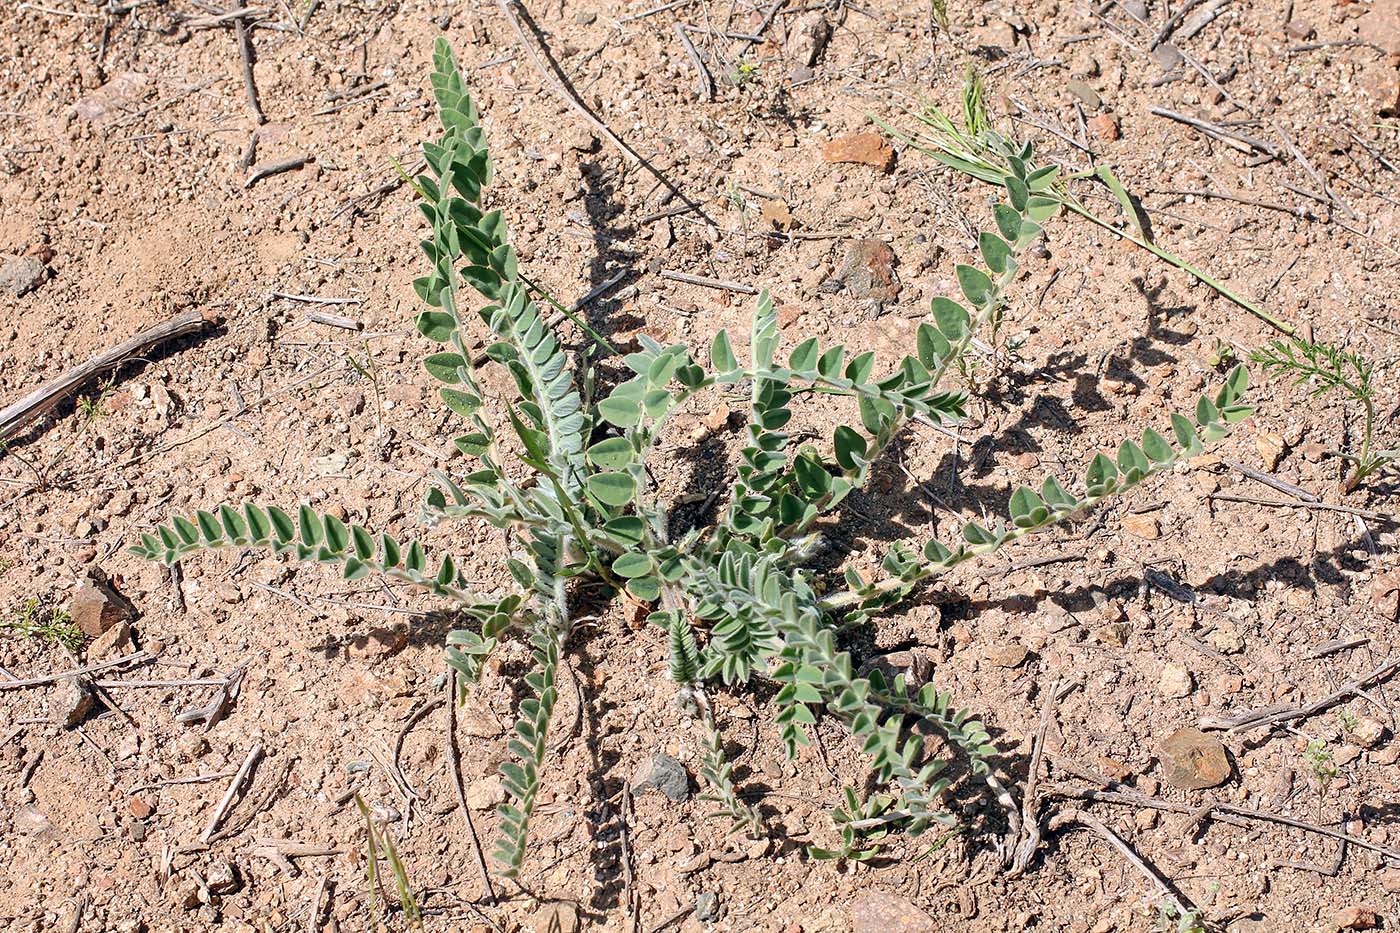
132, 39, 1253, 876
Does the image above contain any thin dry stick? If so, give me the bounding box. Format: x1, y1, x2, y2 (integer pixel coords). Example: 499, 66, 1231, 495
1061, 809, 1197, 919
658, 269, 757, 294
233, 16, 266, 124
1010, 679, 1062, 875
674, 23, 713, 101
0, 651, 155, 691
446, 673, 497, 905
272, 291, 363, 306
1222, 459, 1318, 502
0, 312, 211, 443
1208, 492, 1395, 523
498, 0, 641, 165
1148, 107, 1280, 157
245, 155, 310, 188
1058, 786, 1400, 862
200, 743, 264, 843
1199, 658, 1400, 732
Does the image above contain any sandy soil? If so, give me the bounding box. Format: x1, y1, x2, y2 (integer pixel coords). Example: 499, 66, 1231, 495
2, 0, 1400, 929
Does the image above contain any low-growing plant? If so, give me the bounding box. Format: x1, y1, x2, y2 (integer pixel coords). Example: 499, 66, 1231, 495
1303, 738, 1338, 793
3, 597, 83, 652
1251, 336, 1396, 491
880, 71, 1295, 336
131, 40, 1253, 877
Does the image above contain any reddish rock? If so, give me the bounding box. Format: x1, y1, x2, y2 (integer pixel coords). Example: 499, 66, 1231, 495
1373, 569, 1400, 622
1159, 727, 1231, 790
822, 132, 896, 172
1335, 905, 1379, 930
832, 238, 901, 300
1087, 113, 1120, 142
1359, 1, 1400, 55
852, 892, 935, 933
70, 568, 135, 637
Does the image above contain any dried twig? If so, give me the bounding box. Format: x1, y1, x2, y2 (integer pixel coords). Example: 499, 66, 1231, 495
1222, 458, 1318, 502
1055, 784, 1400, 862
0, 312, 212, 443
674, 23, 713, 101
1208, 492, 1395, 523
658, 269, 757, 294
234, 16, 266, 124
244, 155, 310, 189
1148, 107, 1280, 157
200, 743, 264, 844
304, 310, 363, 331
446, 673, 497, 905
0, 651, 155, 691
1199, 658, 1400, 732
1058, 809, 1197, 918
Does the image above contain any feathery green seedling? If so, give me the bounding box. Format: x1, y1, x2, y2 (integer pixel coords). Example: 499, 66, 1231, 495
880, 71, 1294, 335
132, 39, 1255, 876
4, 598, 83, 652
1252, 337, 1396, 491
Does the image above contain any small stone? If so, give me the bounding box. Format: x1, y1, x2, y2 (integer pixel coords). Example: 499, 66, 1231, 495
1371, 570, 1400, 622
1122, 514, 1161, 540
88, 620, 131, 660
174, 880, 204, 911
573, 10, 595, 24
206, 860, 241, 896
1096, 757, 1131, 782
985, 642, 1029, 669
1159, 727, 1231, 790
1087, 113, 1119, 142
1380, 868, 1400, 894
695, 892, 721, 923
821, 133, 896, 172
14, 804, 51, 835
70, 568, 136, 637
1204, 626, 1244, 655
677, 851, 712, 874
632, 752, 690, 802
465, 776, 506, 811
176, 733, 209, 762
129, 795, 155, 819
786, 11, 832, 67
348, 625, 407, 659
1102, 375, 1138, 396
311, 452, 349, 476
532, 904, 579, 933
1158, 663, 1193, 698
0, 254, 47, 297
1255, 432, 1286, 470
851, 891, 935, 933
760, 200, 794, 231
703, 405, 732, 433
1066, 79, 1100, 109
1150, 42, 1184, 70
1284, 18, 1314, 40
831, 238, 900, 301
1350, 717, 1387, 749
1335, 906, 1379, 930
52, 676, 95, 728
1094, 623, 1130, 648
